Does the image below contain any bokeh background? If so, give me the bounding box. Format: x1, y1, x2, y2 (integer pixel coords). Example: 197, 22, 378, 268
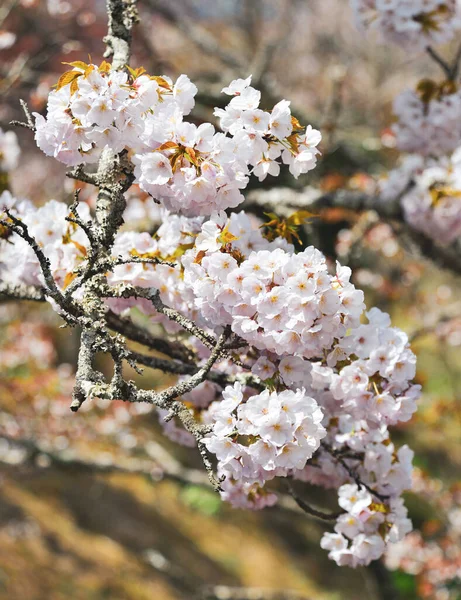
1, 1, 461, 599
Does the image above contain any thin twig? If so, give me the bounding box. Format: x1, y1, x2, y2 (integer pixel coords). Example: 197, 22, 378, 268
1, 211, 72, 310
65, 189, 97, 246
112, 256, 176, 268
450, 41, 461, 80
10, 99, 35, 131
66, 165, 99, 186
285, 481, 342, 522
105, 310, 195, 363
426, 46, 452, 79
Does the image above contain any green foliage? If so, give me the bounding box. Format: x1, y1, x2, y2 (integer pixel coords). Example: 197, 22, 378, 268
180, 485, 222, 516
391, 570, 418, 599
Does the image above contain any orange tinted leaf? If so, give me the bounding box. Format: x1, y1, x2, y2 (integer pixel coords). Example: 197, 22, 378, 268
127, 65, 146, 80
84, 64, 95, 77
62, 61, 88, 70
416, 78, 438, 103
378, 522, 392, 540
70, 78, 80, 96
71, 240, 87, 256
55, 70, 82, 91
134, 66, 146, 78
185, 147, 197, 160
170, 242, 194, 260
150, 76, 171, 89
98, 60, 111, 73
287, 226, 302, 244
157, 141, 178, 151
439, 79, 457, 96
194, 250, 206, 264
286, 133, 300, 153
184, 147, 198, 165
171, 152, 183, 173
63, 272, 77, 289
291, 116, 303, 131
370, 502, 388, 514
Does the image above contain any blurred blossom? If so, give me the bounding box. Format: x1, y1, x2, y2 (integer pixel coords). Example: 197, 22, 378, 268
381, 238, 399, 258
354, 268, 384, 290
47, 0, 72, 15
437, 285, 452, 302
77, 11, 97, 27
0, 31, 16, 49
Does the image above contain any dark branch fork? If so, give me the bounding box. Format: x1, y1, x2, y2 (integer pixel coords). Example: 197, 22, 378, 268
426, 43, 461, 81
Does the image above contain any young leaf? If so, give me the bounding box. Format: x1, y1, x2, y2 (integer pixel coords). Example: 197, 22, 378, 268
62, 61, 89, 71
98, 60, 111, 73
150, 75, 172, 90
55, 70, 82, 91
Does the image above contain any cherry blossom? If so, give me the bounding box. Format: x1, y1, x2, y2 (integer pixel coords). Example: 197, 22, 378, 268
0, 33, 427, 568
351, 0, 461, 50
33, 65, 321, 216
379, 151, 461, 245
392, 85, 461, 158
0, 128, 20, 173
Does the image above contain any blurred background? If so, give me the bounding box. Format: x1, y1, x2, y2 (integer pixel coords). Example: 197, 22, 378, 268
1, 1, 461, 599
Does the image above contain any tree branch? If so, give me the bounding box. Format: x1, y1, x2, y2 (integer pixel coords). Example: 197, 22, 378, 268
70, 329, 232, 489
143, 0, 244, 71
104, 0, 139, 70
10, 98, 35, 131
105, 310, 196, 363
66, 165, 99, 186
449, 41, 461, 81
285, 481, 342, 522
0, 282, 46, 302
70, 330, 105, 412
426, 46, 452, 79
0, 210, 81, 315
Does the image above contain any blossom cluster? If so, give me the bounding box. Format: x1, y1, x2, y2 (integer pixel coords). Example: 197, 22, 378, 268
379, 151, 461, 245
92, 208, 420, 565
182, 212, 365, 359
321, 444, 414, 567
0, 195, 90, 291
1, 48, 423, 566
107, 210, 292, 326
379, 79, 461, 245
0, 189, 421, 564
185, 216, 419, 563
351, 0, 461, 50
34, 65, 321, 216
359, 0, 461, 245
401, 161, 461, 245
392, 84, 461, 158
202, 384, 326, 509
